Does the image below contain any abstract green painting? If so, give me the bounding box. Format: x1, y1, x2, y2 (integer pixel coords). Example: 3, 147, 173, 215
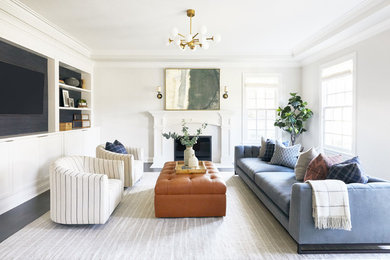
165, 68, 220, 110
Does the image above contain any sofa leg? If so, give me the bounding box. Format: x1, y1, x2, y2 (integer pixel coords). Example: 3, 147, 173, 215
297, 243, 390, 254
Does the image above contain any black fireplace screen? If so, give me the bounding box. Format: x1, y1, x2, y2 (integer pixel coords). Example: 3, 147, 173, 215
174, 136, 212, 161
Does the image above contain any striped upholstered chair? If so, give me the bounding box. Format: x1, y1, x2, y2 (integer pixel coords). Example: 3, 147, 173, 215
96, 145, 144, 187
50, 156, 124, 225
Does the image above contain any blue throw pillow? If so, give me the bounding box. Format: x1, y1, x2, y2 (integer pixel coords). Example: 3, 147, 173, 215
261, 139, 276, 162
261, 139, 289, 162
327, 156, 368, 184
270, 140, 301, 168
105, 141, 127, 154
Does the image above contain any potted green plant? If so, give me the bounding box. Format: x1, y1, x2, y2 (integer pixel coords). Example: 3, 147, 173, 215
163, 120, 208, 166
274, 93, 313, 145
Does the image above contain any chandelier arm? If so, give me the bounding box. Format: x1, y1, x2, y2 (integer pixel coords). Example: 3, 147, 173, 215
192, 33, 198, 39
206, 37, 214, 40
178, 33, 185, 38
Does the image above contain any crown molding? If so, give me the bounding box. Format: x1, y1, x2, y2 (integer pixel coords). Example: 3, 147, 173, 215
299, 16, 390, 66
293, 0, 390, 61
1, 0, 91, 59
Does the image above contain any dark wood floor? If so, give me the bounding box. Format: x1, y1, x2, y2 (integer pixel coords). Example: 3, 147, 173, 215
0, 163, 233, 243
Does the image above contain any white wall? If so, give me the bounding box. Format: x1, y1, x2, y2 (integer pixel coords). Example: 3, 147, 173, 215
94, 65, 301, 162
301, 29, 390, 180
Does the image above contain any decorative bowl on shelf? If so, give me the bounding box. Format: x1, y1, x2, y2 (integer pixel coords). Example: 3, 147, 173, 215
65, 77, 80, 87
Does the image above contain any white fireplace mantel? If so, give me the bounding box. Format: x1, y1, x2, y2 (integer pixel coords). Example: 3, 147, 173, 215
148, 110, 234, 168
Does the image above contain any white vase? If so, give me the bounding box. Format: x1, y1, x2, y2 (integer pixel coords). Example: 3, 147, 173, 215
188, 154, 199, 168
184, 146, 195, 166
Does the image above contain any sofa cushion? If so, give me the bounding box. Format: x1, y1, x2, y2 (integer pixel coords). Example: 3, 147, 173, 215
237, 158, 293, 181
304, 153, 342, 181
261, 139, 276, 162
327, 157, 369, 184
105, 141, 127, 154
294, 147, 319, 181
254, 171, 297, 216
270, 140, 301, 168
258, 136, 267, 158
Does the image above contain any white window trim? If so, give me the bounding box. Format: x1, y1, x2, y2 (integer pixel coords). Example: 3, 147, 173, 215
319, 53, 357, 156
241, 72, 282, 145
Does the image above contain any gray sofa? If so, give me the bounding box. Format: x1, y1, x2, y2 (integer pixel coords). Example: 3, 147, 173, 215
235, 145, 390, 254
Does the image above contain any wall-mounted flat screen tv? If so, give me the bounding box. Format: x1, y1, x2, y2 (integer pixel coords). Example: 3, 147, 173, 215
0, 60, 44, 114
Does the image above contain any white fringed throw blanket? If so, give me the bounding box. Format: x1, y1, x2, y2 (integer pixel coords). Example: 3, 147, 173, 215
305, 180, 352, 231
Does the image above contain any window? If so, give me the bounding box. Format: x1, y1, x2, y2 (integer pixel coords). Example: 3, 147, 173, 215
321, 57, 355, 154
243, 74, 279, 143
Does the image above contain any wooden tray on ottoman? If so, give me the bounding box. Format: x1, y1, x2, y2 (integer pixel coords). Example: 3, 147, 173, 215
175, 161, 207, 174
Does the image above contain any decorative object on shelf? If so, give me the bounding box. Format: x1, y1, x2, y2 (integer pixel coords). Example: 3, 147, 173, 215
59, 79, 65, 84
62, 90, 70, 107
175, 161, 207, 174
162, 119, 208, 166
59, 122, 72, 131
68, 98, 75, 108
73, 113, 89, 121
73, 113, 90, 128
65, 77, 80, 87
223, 86, 229, 99
274, 93, 313, 145
156, 86, 163, 99
167, 9, 221, 51
77, 99, 88, 108
188, 153, 199, 168
165, 68, 220, 110
72, 119, 90, 129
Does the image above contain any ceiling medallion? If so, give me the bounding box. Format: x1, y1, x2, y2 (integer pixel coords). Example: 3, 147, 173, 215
167, 9, 221, 51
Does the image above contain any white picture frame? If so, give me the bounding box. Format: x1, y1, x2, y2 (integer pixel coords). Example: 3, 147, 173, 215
68, 98, 74, 108
62, 90, 70, 107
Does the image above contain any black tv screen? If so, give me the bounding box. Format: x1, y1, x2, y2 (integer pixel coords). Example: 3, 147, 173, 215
0, 60, 44, 114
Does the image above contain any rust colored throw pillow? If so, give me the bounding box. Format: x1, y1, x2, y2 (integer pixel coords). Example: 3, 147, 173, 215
304, 153, 343, 181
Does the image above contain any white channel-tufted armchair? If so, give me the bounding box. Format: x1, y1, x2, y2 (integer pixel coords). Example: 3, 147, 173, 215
50, 156, 124, 225
96, 145, 144, 187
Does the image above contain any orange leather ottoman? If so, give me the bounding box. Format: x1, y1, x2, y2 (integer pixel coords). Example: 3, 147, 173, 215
154, 161, 226, 218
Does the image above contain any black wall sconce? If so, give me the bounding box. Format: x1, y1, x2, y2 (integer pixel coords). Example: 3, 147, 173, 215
223, 86, 228, 99
157, 86, 163, 99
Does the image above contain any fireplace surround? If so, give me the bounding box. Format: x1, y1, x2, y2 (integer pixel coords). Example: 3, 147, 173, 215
148, 110, 233, 168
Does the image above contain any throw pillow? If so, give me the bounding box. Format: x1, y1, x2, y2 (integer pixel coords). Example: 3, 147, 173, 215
105, 141, 127, 154
304, 153, 343, 181
294, 147, 319, 181
327, 157, 368, 184
270, 140, 301, 168
261, 139, 276, 162
258, 136, 267, 158
261, 139, 290, 162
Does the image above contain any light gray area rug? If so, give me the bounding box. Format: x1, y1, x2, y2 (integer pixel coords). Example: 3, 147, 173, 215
0, 172, 386, 259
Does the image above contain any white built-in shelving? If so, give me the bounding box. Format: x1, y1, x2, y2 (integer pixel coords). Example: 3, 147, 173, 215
59, 82, 91, 93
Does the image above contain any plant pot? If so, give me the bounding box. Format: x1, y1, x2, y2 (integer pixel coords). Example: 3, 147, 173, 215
188, 154, 199, 168
184, 146, 195, 166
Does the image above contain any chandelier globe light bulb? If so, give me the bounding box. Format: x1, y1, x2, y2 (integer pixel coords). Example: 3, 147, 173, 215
185, 34, 193, 43
174, 38, 181, 46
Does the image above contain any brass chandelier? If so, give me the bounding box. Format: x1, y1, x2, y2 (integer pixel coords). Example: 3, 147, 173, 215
167, 9, 221, 51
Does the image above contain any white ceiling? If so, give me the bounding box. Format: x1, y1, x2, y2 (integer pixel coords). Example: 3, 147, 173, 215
16, 0, 385, 58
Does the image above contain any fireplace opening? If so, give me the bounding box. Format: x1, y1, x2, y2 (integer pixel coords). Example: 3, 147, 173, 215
174, 136, 212, 161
